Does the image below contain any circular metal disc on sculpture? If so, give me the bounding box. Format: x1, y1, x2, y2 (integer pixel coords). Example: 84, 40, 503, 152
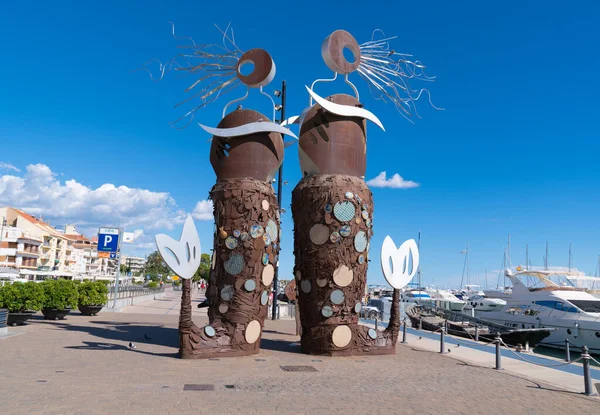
345, 191, 354, 199
358, 255, 365, 264
260, 290, 269, 305
325, 204, 332, 213
237, 49, 276, 88
240, 232, 249, 241
218, 303, 229, 314
295, 270, 302, 280
244, 279, 257, 292
366, 219, 372, 228
225, 236, 238, 250
233, 229, 241, 238
245, 320, 262, 344
330, 289, 345, 305
250, 224, 264, 239
262, 253, 269, 265
321, 30, 361, 74
354, 302, 362, 313
262, 199, 270, 211
265, 219, 278, 242
322, 305, 333, 318
263, 233, 272, 245
309, 224, 330, 245
368, 329, 377, 339
220, 285, 235, 301
332, 264, 353, 287
355, 218, 361, 225
333, 201, 356, 222
339, 225, 351, 237
262, 264, 275, 286
316, 278, 328, 287
301, 279, 312, 294
224, 254, 244, 275
330, 231, 341, 244
332, 325, 352, 348
354, 231, 368, 253
204, 325, 216, 338
362, 210, 369, 220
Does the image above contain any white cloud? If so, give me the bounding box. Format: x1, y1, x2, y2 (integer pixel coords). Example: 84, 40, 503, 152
192, 200, 213, 220
0, 164, 213, 237
0, 162, 20, 172
366, 172, 420, 189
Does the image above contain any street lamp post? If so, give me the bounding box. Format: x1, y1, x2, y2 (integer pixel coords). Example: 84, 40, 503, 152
272, 80, 286, 320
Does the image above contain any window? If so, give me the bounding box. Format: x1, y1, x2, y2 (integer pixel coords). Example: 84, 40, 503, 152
534, 300, 578, 313
568, 300, 600, 313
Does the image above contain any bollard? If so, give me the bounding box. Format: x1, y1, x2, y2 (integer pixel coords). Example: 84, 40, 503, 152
402, 318, 408, 344
375, 318, 378, 331
440, 330, 448, 354
418, 317, 422, 331
474, 325, 479, 342
582, 346, 597, 396
444, 319, 448, 334
565, 339, 570, 362
495, 333, 503, 370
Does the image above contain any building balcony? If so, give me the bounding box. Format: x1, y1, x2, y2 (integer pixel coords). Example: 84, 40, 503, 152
41, 244, 52, 250
19, 264, 38, 270
17, 250, 40, 257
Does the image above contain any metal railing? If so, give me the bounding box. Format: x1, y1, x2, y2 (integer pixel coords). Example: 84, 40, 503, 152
106, 285, 164, 300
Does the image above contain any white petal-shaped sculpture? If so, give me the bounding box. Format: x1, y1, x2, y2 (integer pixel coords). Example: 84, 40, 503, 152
380, 236, 419, 289
305, 86, 385, 131
155, 215, 201, 280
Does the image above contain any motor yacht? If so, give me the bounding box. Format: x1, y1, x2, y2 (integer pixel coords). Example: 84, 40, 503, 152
475, 269, 600, 354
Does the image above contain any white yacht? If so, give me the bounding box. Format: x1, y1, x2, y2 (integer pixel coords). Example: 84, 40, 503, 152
400, 290, 432, 306
425, 290, 465, 311
463, 294, 507, 312
476, 270, 600, 353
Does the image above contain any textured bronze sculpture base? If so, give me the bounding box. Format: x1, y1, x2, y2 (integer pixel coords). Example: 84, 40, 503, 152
292, 174, 398, 356
179, 177, 280, 359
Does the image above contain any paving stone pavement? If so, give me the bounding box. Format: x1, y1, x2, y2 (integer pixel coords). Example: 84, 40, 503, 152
1, 291, 599, 414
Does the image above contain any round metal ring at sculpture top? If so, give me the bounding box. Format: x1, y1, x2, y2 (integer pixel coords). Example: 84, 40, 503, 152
236, 48, 276, 88
321, 30, 361, 74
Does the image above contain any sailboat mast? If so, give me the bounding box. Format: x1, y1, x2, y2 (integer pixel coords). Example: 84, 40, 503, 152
525, 244, 529, 270
568, 242, 572, 272
466, 241, 470, 285
417, 231, 421, 288
545, 241, 549, 270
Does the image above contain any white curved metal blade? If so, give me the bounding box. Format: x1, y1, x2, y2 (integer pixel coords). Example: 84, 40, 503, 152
198, 121, 297, 139
305, 86, 385, 131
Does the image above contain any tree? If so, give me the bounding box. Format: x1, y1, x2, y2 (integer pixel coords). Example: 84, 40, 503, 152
145, 251, 171, 282
193, 253, 211, 282
119, 264, 131, 274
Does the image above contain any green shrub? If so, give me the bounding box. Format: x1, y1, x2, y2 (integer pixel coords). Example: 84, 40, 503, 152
78, 281, 108, 306
147, 281, 158, 289
41, 279, 78, 310
173, 280, 181, 287
96, 279, 111, 285
22, 282, 45, 311
0, 282, 25, 313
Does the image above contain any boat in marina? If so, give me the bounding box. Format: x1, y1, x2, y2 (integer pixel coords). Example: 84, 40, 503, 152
425, 289, 465, 311
474, 269, 600, 354
405, 303, 553, 347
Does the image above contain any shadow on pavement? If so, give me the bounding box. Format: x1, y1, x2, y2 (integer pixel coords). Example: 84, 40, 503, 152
260, 338, 302, 354
36, 320, 180, 356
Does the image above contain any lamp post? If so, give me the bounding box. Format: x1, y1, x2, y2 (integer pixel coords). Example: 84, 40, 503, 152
0, 218, 6, 267
272, 80, 286, 320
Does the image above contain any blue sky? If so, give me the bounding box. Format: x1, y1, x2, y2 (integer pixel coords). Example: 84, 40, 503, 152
1, 1, 599, 287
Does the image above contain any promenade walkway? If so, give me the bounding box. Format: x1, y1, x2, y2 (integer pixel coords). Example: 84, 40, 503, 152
1, 291, 598, 414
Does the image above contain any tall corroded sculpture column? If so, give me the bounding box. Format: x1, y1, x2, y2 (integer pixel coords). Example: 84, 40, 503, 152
291, 30, 437, 356
150, 26, 295, 358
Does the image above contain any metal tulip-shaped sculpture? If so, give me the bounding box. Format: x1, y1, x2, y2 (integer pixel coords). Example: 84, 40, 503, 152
380, 237, 420, 340
147, 24, 295, 359
290, 29, 437, 356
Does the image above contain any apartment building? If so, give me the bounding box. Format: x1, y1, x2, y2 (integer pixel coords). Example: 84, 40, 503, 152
121, 255, 146, 275
0, 225, 43, 270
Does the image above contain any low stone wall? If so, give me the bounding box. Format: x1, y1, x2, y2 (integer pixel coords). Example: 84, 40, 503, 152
101, 290, 167, 312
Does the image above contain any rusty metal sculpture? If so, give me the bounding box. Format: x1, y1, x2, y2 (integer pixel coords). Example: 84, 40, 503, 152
290, 30, 438, 356
148, 24, 295, 358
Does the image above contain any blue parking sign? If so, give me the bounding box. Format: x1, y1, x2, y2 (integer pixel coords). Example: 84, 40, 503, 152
98, 227, 120, 252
